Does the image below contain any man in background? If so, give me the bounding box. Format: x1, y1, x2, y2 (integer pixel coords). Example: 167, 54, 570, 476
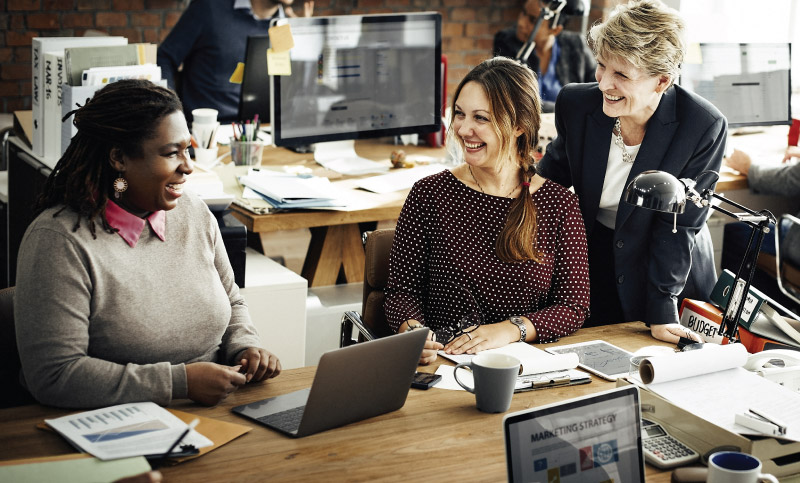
493, 0, 595, 112
157, 0, 313, 124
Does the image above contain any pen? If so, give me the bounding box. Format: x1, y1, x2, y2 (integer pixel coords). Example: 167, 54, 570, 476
152, 418, 200, 469
206, 125, 218, 149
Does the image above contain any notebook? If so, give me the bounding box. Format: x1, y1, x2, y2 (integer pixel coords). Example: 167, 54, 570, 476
232, 329, 428, 438
503, 386, 644, 483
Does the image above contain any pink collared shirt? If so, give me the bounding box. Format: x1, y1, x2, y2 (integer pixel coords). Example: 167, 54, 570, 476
105, 200, 166, 247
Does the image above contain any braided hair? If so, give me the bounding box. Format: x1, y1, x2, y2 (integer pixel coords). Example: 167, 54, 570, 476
36, 79, 183, 238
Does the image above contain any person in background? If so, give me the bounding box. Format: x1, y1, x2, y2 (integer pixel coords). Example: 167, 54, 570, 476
385, 57, 590, 365
157, 0, 314, 124
15, 80, 281, 409
723, 148, 800, 305
537, 0, 726, 344
493, 0, 596, 112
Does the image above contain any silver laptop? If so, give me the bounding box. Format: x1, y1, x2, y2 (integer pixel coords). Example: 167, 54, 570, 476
232, 329, 428, 438
503, 386, 644, 483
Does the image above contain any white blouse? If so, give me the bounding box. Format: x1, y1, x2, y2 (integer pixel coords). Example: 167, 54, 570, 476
596, 132, 641, 229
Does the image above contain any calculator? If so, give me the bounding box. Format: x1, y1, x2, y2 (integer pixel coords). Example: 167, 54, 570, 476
641, 418, 700, 469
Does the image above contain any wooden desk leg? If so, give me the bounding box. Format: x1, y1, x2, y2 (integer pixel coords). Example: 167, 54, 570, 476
302, 224, 365, 287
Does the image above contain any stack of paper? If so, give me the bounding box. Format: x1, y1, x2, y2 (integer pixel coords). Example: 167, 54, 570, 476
239, 171, 346, 209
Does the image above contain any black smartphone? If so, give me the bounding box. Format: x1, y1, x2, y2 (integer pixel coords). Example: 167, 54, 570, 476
411, 371, 442, 390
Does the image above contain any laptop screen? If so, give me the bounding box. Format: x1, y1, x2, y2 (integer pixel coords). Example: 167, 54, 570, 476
503, 386, 644, 483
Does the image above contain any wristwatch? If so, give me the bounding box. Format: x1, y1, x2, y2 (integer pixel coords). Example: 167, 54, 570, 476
509, 316, 527, 342
406, 323, 425, 332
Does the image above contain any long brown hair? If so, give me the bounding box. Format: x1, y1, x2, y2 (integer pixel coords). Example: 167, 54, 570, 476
37, 79, 183, 238
449, 57, 542, 263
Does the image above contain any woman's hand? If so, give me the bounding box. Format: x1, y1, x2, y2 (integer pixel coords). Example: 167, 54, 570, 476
419, 330, 443, 365
185, 362, 246, 406
238, 347, 282, 383
399, 320, 443, 365
444, 322, 518, 355
650, 323, 703, 344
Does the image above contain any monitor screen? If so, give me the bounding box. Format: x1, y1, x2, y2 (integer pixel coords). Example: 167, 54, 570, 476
239, 35, 271, 124
679, 43, 792, 128
270, 12, 442, 147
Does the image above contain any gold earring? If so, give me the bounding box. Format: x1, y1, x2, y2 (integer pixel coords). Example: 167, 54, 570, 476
113, 173, 128, 199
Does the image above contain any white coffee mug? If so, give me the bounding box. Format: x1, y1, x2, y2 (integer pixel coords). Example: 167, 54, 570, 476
707, 451, 778, 483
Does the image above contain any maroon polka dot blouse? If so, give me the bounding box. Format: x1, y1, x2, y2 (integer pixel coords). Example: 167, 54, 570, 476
385, 170, 590, 343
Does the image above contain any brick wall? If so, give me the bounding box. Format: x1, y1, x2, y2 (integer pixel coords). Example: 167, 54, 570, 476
1, 0, 613, 114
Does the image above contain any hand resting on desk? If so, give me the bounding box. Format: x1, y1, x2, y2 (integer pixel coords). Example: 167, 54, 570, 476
650, 323, 703, 345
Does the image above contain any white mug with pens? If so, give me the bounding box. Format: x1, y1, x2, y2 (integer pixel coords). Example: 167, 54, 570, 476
192, 108, 220, 166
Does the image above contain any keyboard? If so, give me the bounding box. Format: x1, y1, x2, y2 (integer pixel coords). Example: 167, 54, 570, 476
257, 406, 306, 433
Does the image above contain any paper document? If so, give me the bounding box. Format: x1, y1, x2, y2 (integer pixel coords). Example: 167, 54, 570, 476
434, 364, 589, 392
45, 402, 213, 461
642, 366, 800, 441
314, 140, 389, 175
357, 164, 449, 193
438, 342, 580, 375
435, 343, 588, 391
239, 172, 346, 209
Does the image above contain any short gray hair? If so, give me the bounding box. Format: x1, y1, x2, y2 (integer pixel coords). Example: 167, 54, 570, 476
588, 0, 685, 87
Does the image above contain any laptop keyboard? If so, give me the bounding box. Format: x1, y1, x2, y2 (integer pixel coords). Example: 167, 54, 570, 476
257, 406, 306, 433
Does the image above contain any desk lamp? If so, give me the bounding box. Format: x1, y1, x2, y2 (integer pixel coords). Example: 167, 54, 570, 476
624, 170, 776, 342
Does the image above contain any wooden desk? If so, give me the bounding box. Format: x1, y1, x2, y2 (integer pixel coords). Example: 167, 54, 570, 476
0, 323, 678, 482
228, 140, 446, 287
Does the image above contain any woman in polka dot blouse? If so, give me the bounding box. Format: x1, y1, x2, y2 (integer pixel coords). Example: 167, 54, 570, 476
385, 57, 590, 365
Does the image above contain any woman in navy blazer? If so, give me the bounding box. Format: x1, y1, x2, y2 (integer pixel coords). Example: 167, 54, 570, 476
537, 0, 727, 343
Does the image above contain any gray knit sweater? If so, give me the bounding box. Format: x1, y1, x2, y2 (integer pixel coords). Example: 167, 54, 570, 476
14, 193, 262, 408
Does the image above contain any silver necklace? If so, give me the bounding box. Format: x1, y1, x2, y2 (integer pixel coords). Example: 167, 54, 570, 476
468, 166, 520, 198
613, 117, 635, 164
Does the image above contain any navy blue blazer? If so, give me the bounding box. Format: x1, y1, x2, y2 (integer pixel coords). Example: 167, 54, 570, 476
538, 83, 727, 326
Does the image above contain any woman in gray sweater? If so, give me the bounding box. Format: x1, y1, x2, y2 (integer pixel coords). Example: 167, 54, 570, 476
15, 80, 280, 409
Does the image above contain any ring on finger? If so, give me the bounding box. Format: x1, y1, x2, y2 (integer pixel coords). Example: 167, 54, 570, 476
466, 332, 473, 341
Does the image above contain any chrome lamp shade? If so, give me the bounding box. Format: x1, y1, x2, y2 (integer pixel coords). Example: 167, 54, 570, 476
623, 170, 686, 214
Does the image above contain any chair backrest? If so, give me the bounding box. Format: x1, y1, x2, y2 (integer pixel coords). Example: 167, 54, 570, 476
0, 286, 33, 407
361, 228, 396, 339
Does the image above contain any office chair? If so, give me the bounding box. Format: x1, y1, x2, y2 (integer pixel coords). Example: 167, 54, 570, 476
340, 229, 396, 347
0, 286, 33, 408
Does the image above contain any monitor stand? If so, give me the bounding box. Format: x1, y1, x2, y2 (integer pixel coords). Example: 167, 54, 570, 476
287, 144, 313, 154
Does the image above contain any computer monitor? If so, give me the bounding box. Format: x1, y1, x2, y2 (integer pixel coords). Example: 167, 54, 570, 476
679, 43, 791, 128
270, 12, 442, 148
239, 35, 270, 124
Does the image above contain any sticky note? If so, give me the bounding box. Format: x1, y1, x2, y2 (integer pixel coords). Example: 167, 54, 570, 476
229, 62, 245, 84
267, 48, 291, 76
268, 24, 294, 53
